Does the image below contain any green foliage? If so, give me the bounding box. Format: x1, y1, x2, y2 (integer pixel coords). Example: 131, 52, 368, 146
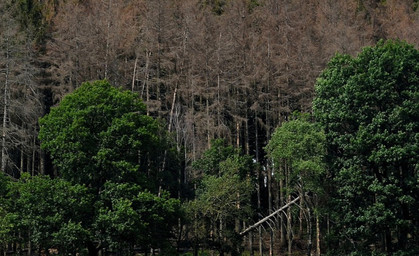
94, 182, 181, 252
193, 139, 253, 178
201, 0, 227, 15
53, 221, 90, 255
6, 174, 91, 252
314, 40, 419, 254
38, 80, 181, 253
10, 0, 47, 44
0, 174, 14, 248
189, 139, 255, 255
265, 115, 326, 193
39, 80, 162, 191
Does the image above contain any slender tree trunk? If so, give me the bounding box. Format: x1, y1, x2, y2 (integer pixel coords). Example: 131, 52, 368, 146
20, 146, 24, 174
287, 193, 292, 256
286, 163, 292, 256
255, 113, 263, 256
141, 50, 150, 99
280, 169, 286, 247
131, 55, 138, 92
1, 37, 9, 173
316, 212, 320, 256
307, 206, 313, 256
31, 134, 36, 176
26, 146, 30, 175
104, 0, 112, 79
206, 98, 210, 148
267, 164, 273, 256
219, 218, 224, 256
217, 32, 221, 129
298, 191, 304, 238
158, 85, 177, 192
249, 230, 254, 256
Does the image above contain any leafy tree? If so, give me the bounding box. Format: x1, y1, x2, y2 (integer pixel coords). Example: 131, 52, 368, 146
313, 40, 419, 255
189, 139, 255, 256
5, 174, 91, 254
266, 115, 326, 193
39, 80, 163, 191
0, 173, 14, 253
38, 80, 180, 255
192, 139, 252, 177
265, 115, 326, 255
94, 181, 181, 254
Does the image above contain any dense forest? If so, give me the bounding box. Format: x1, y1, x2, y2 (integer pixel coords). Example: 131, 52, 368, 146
0, 0, 419, 255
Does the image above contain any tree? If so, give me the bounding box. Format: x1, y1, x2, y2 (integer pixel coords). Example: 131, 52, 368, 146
313, 40, 419, 255
38, 80, 180, 255
39, 80, 164, 190
0, 0, 43, 177
189, 139, 255, 256
0, 173, 14, 254
265, 115, 326, 255
6, 174, 91, 255
94, 182, 181, 254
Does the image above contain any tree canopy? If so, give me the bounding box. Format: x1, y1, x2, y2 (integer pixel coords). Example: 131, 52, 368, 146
314, 40, 419, 254
39, 80, 165, 190
188, 139, 255, 256
36, 80, 181, 255
265, 115, 326, 193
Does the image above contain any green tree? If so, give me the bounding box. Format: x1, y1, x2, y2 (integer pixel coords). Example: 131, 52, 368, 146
94, 182, 181, 254
313, 40, 419, 255
265, 115, 325, 193
0, 173, 14, 254
39, 80, 163, 190
265, 115, 326, 255
189, 139, 255, 256
38, 80, 180, 255
6, 174, 91, 254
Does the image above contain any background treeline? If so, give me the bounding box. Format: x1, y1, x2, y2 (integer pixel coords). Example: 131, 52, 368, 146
0, 0, 419, 255
1, 0, 418, 179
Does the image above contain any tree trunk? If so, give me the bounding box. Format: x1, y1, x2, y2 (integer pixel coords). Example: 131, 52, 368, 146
1, 36, 9, 173
131, 55, 138, 92
316, 212, 320, 256
249, 230, 254, 256
280, 171, 286, 247
219, 218, 224, 256
31, 133, 36, 176
267, 164, 273, 256
104, 0, 112, 79
286, 164, 292, 256
306, 206, 313, 256
20, 140, 24, 174
298, 191, 304, 238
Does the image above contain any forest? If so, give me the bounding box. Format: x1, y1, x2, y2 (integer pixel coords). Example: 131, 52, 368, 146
0, 0, 419, 255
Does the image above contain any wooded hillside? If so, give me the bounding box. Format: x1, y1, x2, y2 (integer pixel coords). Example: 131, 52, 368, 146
0, 0, 418, 177
0, 0, 419, 255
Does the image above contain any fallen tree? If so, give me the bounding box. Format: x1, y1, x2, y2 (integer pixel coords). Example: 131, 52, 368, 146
240, 195, 301, 236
